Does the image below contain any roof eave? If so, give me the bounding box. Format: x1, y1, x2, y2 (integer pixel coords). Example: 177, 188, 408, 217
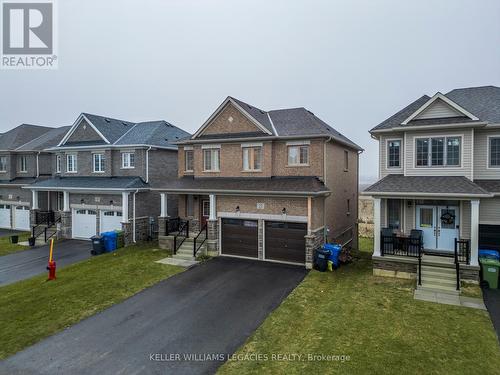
151, 187, 330, 197
362, 191, 492, 198
369, 121, 488, 134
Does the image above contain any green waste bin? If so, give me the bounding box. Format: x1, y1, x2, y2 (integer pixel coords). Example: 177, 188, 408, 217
480, 258, 500, 289
115, 230, 124, 248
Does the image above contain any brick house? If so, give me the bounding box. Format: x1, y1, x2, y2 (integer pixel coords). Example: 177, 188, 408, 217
156, 97, 362, 268
25, 113, 189, 244
363, 86, 500, 291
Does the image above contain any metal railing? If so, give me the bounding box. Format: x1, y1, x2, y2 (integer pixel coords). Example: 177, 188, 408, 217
381, 234, 422, 257
165, 217, 180, 236
418, 245, 422, 286
193, 224, 208, 258
331, 225, 354, 248
454, 238, 471, 265
32, 216, 60, 243
173, 220, 189, 254
35, 211, 55, 226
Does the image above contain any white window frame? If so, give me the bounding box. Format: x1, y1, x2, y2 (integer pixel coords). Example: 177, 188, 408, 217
19, 155, 27, 173
413, 135, 463, 168
0, 156, 7, 172
287, 145, 309, 166
487, 135, 500, 169
242, 146, 262, 171
56, 155, 61, 173
184, 150, 194, 172
93, 153, 105, 173
121, 152, 135, 169
66, 154, 77, 173
203, 148, 220, 172
386, 139, 402, 169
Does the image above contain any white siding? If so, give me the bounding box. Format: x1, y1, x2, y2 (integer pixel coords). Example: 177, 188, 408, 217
480, 197, 500, 224
404, 129, 473, 178
404, 200, 415, 234
379, 133, 404, 178
473, 129, 500, 179
461, 200, 471, 240
414, 99, 463, 120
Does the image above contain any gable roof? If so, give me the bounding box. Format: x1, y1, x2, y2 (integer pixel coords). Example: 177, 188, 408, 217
16, 126, 71, 151
116, 121, 190, 148
0, 124, 54, 151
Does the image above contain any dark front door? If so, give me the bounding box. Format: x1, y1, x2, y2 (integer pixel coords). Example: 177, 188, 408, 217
265, 221, 307, 263
200, 199, 210, 227
221, 218, 258, 258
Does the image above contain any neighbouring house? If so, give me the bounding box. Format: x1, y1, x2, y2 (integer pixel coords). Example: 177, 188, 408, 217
358, 184, 374, 237
25, 113, 190, 244
156, 96, 362, 268
363, 85, 500, 291
0, 124, 69, 231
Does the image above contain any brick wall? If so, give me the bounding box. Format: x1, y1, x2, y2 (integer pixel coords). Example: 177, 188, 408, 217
217, 196, 308, 217
200, 102, 263, 135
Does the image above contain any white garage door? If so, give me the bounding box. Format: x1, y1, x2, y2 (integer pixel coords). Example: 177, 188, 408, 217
100, 210, 123, 233
0, 204, 11, 228
14, 206, 30, 230
72, 209, 97, 239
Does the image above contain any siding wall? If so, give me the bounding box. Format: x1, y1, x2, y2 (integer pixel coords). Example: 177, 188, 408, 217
379, 132, 404, 178
414, 99, 462, 120
461, 200, 471, 239
479, 197, 500, 224
473, 129, 500, 179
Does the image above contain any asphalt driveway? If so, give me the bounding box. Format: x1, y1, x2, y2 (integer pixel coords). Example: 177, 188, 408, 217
483, 287, 500, 341
0, 240, 92, 286
0, 257, 307, 375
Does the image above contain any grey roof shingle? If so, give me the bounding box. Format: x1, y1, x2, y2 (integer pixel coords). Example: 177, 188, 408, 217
370, 95, 430, 131
0, 177, 38, 186
16, 126, 71, 151
153, 176, 329, 196
0, 124, 54, 151
82, 113, 135, 144
116, 121, 190, 148
229, 97, 274, 134
29, 176, 148, 190
474, 180, 500, 194
364, 174, 491, 196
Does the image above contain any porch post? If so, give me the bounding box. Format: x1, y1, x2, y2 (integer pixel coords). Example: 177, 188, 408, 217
32, 190, 39, 210
373, 197, 381, 257
160, 193, 168, 217
209, 194, 216, 221
63, 191, 70, 212
470, 199, 480, 266
122, 192, 130, 223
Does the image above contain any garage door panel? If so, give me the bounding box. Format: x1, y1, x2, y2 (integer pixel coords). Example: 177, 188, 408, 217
14, 206, 30, 230
72, 209, 97, 239
221, 219, 258, 258
0, 205, 12, 229
265, 221, 306, 263
100, 211, 123, 233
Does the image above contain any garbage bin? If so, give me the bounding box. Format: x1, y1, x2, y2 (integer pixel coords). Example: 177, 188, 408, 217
91, 235, 105, 255
10, 235, 19, 244
314, 248, 330, 272
102, 231, 118, 252
323, 243, 342, 269
115, 230, 124, 248
480, 258, 500, 289
479, 249, 500, 260
28, 237, 36, 247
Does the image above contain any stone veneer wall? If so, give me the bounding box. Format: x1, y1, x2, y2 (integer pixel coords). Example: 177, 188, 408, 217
207, 219, 218, 256
305, 227, 324, 269
358, 196, 374, 237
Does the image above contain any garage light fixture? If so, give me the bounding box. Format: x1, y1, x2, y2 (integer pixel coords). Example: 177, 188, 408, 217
81, 199, 85, 205
235, 205, 240, 213
16, 196, 20, 201
282, 207, 287, 215
109, 200, 114, 205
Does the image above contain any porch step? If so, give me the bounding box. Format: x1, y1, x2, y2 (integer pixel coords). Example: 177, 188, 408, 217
172, 253, 196, 261
421, 275, 456, 287
421, 266, 456, 277
422, 255, 454, 265
417, 286, 459, 295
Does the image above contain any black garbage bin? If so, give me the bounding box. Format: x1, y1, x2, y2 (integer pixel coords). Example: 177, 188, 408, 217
314, 248, 330, 272
91, 235, 105, 255
10, 235, 19, 244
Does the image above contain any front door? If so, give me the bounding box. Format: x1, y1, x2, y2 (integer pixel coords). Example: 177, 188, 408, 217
200, 200, 210, 227
416, 205, 437, 250
416, 205, 459, 252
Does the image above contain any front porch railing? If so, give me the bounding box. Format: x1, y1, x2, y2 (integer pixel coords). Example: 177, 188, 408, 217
454, 238, 470, 265
380, 235, 422, 258
173, 220, 189, 254
35, 211, 55, 226
165, 217, 180, 236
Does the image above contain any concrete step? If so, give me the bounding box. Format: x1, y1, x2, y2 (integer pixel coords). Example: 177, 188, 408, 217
417, 285, 459, 295
172, 253, 196, 261
422, 255, 454, 265
421, 275, 457, 287
421, 265, 456, 275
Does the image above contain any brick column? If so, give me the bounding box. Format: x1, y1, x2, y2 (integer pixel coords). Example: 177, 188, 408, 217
60, 211, 72, 239
206, 219, 218, 256
305, 228, 324, 269
122, 222, 133, 246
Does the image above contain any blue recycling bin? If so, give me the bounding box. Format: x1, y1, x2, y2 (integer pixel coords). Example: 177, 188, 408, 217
323, 243, 342, 268
479, 249, 500, 260
102, 231, 117, 252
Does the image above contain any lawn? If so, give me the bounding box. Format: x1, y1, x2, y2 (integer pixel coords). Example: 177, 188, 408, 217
219, 257, 500, 375
0, 244, 182, 359
0, 232, 31, 256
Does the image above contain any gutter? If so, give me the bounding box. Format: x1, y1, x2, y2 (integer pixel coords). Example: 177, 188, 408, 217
370, 121, 488, 135
44, 144, 178, 152
145, 146, 152, 183
361, 191, 492, 198
36, 152, 40, 177
23, 186, 150, 192
150, 187, 331, 197
133, 189, 138, 243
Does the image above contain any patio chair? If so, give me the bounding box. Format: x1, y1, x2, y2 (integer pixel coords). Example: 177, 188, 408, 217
408, 229, 423, 256
381, 228, 394, 254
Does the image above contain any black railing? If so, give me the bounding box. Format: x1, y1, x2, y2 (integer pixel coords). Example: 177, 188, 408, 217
454, 238, 471, 265
173, 220, 189, 254
32, 216, 60, 243
193, 224, 208, 258
381, 235, 422, 257
418, 246, 422, 286
165, 217, 180, 236
35, 211, 55, 226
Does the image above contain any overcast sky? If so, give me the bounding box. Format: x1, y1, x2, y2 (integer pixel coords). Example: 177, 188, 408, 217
1, 0, 499, 182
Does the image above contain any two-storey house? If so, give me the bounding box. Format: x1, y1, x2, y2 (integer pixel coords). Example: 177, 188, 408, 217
156, 97, 362, 268
364, 86, 500, 291
0, 124, 69, 230
26, 113, 190, 244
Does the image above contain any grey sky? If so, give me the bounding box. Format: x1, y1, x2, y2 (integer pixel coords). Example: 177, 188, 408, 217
1, 0, 499, 182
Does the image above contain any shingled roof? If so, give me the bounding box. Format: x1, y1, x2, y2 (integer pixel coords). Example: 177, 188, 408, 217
28, 176, 149, 191
0, 124, 54, 151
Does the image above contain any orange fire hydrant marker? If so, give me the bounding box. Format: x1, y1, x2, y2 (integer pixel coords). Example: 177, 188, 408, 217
47, 238, 56, 281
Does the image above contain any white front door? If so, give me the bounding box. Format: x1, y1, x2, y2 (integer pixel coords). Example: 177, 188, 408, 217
72, 209, 97, 239
416, 205, 459, 252
416, 205, 437, 250
14, 206, 30, 230
100, 210, 123, 233
0, 204, 11, 228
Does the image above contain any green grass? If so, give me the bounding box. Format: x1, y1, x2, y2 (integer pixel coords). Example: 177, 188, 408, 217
0, 232, 31, 256
358, 236, 374, 253
219, 258, 500, 375
0, 244, 182, 359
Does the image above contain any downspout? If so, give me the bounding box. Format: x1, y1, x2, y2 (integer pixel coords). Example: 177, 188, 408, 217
145, 146, 152, 183
133, 189, 138, 243
36, 152, 40, 178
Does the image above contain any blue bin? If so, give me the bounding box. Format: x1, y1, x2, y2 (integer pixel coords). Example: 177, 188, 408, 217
323, 243, 342, 268
479, 249, 500, 260
102, 231, 118, 252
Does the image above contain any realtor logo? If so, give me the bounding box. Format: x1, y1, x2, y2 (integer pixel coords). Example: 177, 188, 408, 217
1, 0, 58, 69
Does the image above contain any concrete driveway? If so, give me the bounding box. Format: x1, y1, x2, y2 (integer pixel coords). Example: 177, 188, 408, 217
0, 240, 92, 286
0, 257, 307, 375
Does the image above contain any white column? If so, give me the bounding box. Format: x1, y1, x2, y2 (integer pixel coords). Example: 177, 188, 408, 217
160, 193, 168, 217
63, 191, 70, 212
209, 194, 216, 221
32, 190, 39, 210
373, 197, 381, 257
470, 199, 480, 266
122, 192, 130, 223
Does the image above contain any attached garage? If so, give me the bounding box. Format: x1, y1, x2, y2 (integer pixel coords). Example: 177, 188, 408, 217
265, 221, 307, 264
100, 210, 123, 233
0, 204, 11, 228
14, 206, 30, 230
72, 209, 97, 239
221, 218, 258, 258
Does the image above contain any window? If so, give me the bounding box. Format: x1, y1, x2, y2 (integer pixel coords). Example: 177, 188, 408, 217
387, 140, 401, 168
489, 137, 500, 167
203, 149, 220, 171
122, 152, 135, 169
242, 146, 262, 171
185, 150, 194, 172
56, 155, 61, 173
387, 199, 401, 230
288, 145, 309, 165
19, 155, 27, 172
344, 150, 349, 171
0, 156, 7, 172
416, 136, 461, 167
67, 154, 77, 173
93, 153, 105, 173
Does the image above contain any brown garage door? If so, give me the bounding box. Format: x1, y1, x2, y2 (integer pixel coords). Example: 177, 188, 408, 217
221, 218, 258, 258
265, 221, 307, 263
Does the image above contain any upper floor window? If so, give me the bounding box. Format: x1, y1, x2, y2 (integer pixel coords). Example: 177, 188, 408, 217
19, 155, 27, 173
56, 155, 61, 173
416, 136, 461, 167
185, 150, 194, 172
203, 148, 220, 171
288, 145, 309, 166
122, 152, 135, 169
387, 140, 401, 168
93, 153, 105, 173
67, 154, 77, 173
242, 146, 262, 171
0, 156, 7, 172
489, 137, 500, 168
